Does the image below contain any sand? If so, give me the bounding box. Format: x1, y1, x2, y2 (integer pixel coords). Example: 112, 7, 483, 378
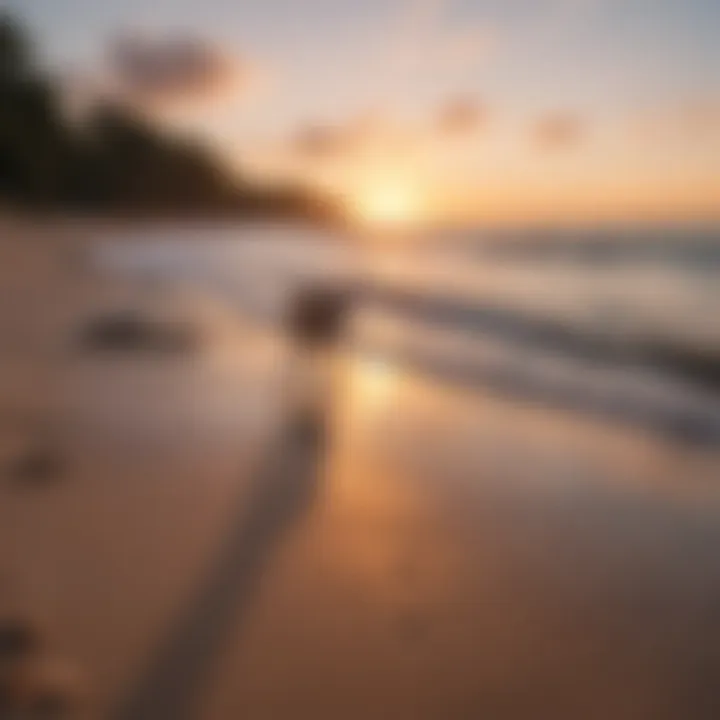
1, 217, 719, 719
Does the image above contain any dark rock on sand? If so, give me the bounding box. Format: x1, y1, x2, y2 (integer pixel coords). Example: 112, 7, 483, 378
26, 684, 80, 719
7, 447, 64, 486
0, 619, 42, 666
0, 622, 82, 719
287, 285, 353, 346
77, 311, 200, 355
1, 660, 83, 719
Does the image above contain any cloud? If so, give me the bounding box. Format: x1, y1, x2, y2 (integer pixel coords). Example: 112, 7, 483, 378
292, 99, 489, 164
436, 97, 488, 135
533, 112, 586, 149
292, 113, 407, 160
107, 33, 252, 109
292, 124, 348, 158
638, 100, 720, 139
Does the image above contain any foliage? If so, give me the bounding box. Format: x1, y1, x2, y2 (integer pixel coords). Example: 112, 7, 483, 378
0, 14, 333, 221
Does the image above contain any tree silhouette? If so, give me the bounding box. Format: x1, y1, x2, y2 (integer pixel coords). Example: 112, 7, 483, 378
0, 13, 336, 222
0, 14, 32, 79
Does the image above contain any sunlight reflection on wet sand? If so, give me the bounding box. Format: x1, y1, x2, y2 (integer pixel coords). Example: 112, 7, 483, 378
202, 350, 720, 719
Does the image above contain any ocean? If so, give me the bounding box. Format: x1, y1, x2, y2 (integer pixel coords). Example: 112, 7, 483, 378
96, 224, 720, 447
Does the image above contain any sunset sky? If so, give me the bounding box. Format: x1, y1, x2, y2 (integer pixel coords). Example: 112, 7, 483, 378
6, 0, 720, 226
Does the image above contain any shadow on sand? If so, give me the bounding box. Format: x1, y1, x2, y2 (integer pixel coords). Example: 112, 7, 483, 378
111, 415, 327, 720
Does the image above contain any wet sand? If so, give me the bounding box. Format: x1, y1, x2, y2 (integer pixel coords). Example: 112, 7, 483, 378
1, 222, 719, 719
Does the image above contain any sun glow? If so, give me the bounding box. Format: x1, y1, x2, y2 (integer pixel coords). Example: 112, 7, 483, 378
349, 182, 424, 228
353, 356, 396, 409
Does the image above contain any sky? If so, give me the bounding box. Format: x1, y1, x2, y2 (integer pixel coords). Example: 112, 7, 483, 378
4, 0, 720, 226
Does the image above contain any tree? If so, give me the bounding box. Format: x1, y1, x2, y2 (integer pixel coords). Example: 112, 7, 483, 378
0, 14, 32, 81
0, 14, 73, 203
0, 12, 335, 222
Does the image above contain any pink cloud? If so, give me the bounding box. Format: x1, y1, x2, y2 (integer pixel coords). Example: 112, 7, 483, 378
437, 97, 488, 135
533, 112, 586, 149
292, 124, 348, 158
107, 33, 252, 109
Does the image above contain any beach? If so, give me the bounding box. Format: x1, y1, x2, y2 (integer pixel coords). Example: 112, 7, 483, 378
1, 220, 720, 719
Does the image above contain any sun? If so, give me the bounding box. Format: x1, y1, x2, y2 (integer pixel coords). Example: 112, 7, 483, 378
349, 183, 423, 228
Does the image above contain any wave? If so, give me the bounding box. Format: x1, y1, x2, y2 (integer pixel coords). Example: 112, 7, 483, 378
433, 228, 720, 270
366, 284, 720, 393
361, 284, 720, 445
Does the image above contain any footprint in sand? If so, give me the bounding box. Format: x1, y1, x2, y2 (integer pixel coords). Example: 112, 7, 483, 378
0, 413, 65, 487
0, 618, 85, 719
